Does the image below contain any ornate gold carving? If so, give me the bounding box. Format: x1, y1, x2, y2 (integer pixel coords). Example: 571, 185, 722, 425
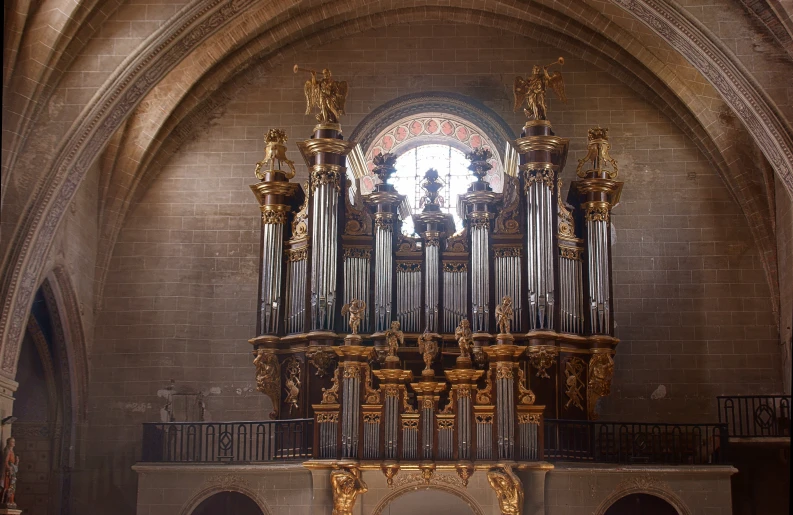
527, 347, 558, 379
253, 349, 280, 418
560, 245, 583, 260
417, 332, 439, 374
455, 319, 473, 359
445, 232, 468, 252
402, 392, 418, 414
283, 357, 301, 415
330, 466, 367, 515
424, 236, 440, 247
310, 164, 344, 192
308, 347, 336, 377
495, 296, 514, 335
381, 463, 399, 487
456, 463, 474, 487
255, 129, 296, 179
487, 466, 524, 515
476, 414, 494, 424
437, 419, 454, 430
476, 372, 493, 405
402, 418, 418, 429
317, 412, 339, 423
469, 211, 491, 229
374, 212, 395, 229
516, 368, 536, 405
576, 126, 618, 179
443, 262, 467, 273
344, 179, 373, 236
395, 471, 465, 489
422, 398, 434, 410
524, 168, 554, 190
297, 66, 348, 124
466, 147, 494, 181
584, 203, 610, 222
342, 363, 362, 380
420, 464, 435, 484
564, 357, 586, 411
286, 247, 308, 262
518, 413, 541, 424
385, 321, 404, 359
396, 262, 421, 272
363, 413, 381, 424
261, 204, 289, 225
496, 363, 514, 380
494, 247, 521, 258
341, 299, 366, 335
343, 247, 371, 259
384, 385, 399, 398
322, 367, 340, 404
557, 179, 576, 237
439, 398, 454, 414
587, 352, 615, 420
397, 235, 420, 252
513, 57, 566, 121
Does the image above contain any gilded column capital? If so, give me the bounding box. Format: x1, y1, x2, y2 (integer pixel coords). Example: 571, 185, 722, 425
260, 204, 290, 224
309, 163, 345, 192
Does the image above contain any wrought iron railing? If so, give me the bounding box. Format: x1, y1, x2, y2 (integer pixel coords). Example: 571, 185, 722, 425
141, 419, 313, 463
718, 395, 791, 439
544, 419, 728, 465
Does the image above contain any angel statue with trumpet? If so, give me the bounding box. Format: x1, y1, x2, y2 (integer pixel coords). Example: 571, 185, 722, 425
513, 57, 567, 121
295, 65, 348, 125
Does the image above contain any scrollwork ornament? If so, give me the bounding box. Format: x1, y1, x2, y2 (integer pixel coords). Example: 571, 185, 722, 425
254, 128, 296, 179
364, 367, 381, 404
564, 357, 586, 411
476, 372, 493, 405
283, 357, 302, 415
576, 126, 618, 179
321, 367, 340, 404
344, 179, 373, 236
495, 174, 521, 235
308, 347, 336, 377
517, 368, 536, 405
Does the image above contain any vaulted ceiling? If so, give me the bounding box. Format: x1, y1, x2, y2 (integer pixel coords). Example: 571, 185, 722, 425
2, 0, 792, 377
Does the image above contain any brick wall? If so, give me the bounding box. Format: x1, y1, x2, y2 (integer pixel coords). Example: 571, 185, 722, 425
88, 23, 781, 512
776, 176, 793, 394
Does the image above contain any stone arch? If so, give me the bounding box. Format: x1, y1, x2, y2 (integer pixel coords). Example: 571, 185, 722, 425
179, 483, 272, 515
371, 484, 486, 515
594, 480, 692, 515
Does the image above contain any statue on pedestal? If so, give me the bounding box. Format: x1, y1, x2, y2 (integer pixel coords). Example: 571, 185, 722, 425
495, 296, 515, 335
417, 332, 438, 375
513, 57, 567, 121
455, 319, 473, 360
384, 321, 404, 361
296, 65, 348, 124
0, 437, 19, 509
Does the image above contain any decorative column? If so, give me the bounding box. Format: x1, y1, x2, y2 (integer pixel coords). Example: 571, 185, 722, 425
514, 120, 567, 331
373, 366, 414, 461
413, 169, 455, 333
445, 319, 484, 461
460, 148, 501, 334
297, 135, 357, 333
574, 126, 623, 336
249, 129, 301, 338
410, 332, 447, 462
557, 181, 585, 335
364, 153, 406, 333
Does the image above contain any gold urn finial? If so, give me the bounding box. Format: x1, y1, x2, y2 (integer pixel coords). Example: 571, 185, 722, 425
576, 125, 618, 179
254, 128, 296, 180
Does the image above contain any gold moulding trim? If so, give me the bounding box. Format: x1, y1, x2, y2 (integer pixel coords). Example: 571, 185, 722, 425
286, 248, 308, 262
513, 135, 568, 153
298, 138, 356, 157
250, 181, 299, 199
310, 164, 345, 192
494, 247, 521, 258
316, 412, 339, 423
344, 248, 372, 259
559, 246, 583, 260
519, 162, 556, 171
584, 204, 611, 222
518, 413, 541, 424
396, 262, 422, 273
443, 262, 468, 273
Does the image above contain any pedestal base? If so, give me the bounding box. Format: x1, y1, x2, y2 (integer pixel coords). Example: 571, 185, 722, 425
0, 508, 22, 515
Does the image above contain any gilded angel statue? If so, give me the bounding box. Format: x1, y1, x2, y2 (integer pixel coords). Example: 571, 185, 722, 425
513, 57, 567, 121
342, 299, 366, 335
417, 331, 438, 374
385, 321, 405, 359
295, 65, 348, 124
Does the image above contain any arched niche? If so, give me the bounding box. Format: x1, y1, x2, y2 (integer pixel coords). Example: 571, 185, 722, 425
372, 485, 484, 515
602, 493, 683, 515
189, 491, 264, 515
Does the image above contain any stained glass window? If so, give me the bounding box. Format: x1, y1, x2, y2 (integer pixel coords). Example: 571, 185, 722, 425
390, 145, 475, 236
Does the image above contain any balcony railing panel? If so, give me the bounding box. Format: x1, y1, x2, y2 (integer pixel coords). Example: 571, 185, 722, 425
544, 419, 728, 465
718, 395, 791, 439
142, 419, 313, 463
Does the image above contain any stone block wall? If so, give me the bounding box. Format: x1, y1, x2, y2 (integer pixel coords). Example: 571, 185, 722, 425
88, 22, 781, 513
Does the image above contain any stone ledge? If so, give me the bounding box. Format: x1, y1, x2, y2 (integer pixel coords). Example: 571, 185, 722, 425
547, 463, 738, 475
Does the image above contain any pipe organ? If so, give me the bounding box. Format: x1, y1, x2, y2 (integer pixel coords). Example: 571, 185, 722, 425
249, 67, 624, 479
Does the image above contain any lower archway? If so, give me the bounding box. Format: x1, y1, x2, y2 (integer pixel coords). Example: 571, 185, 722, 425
189, 491, 264, 515
374, 486, 482, 515
604, 493, 680, 515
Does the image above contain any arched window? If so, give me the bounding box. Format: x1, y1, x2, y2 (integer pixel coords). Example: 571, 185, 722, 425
391, 144, 474, 235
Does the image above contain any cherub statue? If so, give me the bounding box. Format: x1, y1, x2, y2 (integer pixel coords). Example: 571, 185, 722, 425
384, 321, 404, 359
341, 299, 366, 335
513, 57, 567, 121
455, 319, 473, 359
295, 65, 348, 124
254, 128, 296, 179
495, 296, 515, 335
417, 331, 438, 373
